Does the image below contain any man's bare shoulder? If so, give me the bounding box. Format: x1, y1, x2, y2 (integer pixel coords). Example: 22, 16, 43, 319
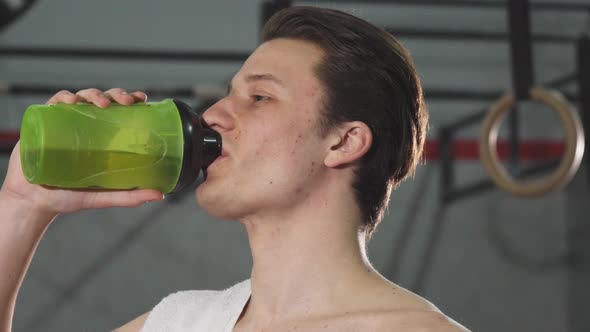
374, 309, 470, 332
320, 307, 469, 332
360, 278, 470, 331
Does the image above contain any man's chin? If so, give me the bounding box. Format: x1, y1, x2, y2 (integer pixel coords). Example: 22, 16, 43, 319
198, 204, 240, 220
194, 187, 238, 220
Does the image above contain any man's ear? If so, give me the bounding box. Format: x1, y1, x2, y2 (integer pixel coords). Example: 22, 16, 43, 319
324, 121, 372, 168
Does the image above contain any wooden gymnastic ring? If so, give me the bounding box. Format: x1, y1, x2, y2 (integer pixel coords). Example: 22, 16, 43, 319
479, 86, 585, 196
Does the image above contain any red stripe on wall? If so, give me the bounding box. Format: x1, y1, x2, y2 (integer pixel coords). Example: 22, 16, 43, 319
0, 131, 19, 141
423, 140, 565, 161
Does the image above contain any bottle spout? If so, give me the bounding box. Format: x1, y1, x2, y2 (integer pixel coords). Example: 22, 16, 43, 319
171, 99, 222, 193
201, 129, 222, 170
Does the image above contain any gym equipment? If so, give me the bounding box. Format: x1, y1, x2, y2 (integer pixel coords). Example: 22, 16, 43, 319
0, 0, 37, 32
480, 87, 584, 196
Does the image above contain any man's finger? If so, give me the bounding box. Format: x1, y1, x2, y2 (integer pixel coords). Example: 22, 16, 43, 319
104, 88, 135, 105
82, 190, 165, 210
46, 90, 79, 105
75, 88, 111, 108
130, 91, 148, 103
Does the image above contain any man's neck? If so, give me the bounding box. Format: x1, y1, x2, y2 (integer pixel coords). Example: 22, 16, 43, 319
237, 185, 380, 325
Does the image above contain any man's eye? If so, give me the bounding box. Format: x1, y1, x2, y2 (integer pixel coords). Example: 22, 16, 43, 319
252, 95, 269, 103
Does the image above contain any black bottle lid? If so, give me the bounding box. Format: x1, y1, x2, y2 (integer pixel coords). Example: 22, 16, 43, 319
171, 99, 221, 193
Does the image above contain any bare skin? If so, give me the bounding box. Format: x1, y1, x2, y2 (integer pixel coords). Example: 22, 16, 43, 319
1, 40, 469, 332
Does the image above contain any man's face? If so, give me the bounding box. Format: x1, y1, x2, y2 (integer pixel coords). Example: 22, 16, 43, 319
196, 38, 331, 220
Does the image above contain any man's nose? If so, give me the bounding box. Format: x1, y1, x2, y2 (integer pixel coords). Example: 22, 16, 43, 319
200, 97, 235, 132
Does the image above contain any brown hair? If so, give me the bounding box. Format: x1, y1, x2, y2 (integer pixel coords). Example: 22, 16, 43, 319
262, 6, 428, 239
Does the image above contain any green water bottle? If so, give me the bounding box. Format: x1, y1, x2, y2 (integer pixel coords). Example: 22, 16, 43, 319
19, 99, 221, 194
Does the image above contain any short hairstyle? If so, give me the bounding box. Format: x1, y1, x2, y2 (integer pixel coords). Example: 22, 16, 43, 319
262, 7, 428, 239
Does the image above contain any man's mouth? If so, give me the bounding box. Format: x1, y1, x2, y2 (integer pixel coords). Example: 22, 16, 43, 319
202, 155, 224, 181
206, 150, 228, 171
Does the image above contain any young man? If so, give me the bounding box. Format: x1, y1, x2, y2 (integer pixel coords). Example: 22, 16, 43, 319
0, 7, 469, 332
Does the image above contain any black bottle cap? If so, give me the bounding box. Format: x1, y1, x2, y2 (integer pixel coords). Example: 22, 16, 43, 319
171, 99, 222, 194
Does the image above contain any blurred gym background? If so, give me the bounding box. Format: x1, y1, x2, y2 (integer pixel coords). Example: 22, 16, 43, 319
1, 0, 589, 331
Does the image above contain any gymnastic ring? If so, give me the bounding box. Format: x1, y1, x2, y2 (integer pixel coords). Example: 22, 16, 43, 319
479, 86, 585, 196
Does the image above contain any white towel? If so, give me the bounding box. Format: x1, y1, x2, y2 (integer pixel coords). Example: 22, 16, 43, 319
141, 279, 251, 332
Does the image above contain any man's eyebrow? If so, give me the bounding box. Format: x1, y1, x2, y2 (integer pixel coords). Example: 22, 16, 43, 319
227, 74, 284, 94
